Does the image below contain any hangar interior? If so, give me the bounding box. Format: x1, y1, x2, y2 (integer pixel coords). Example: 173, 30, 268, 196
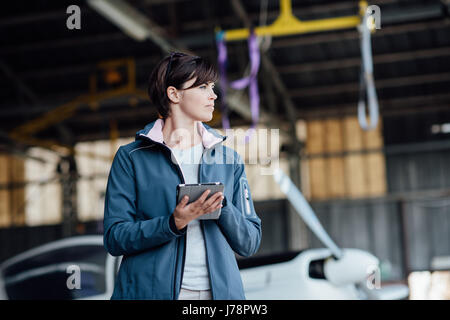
0, 0, 450, 299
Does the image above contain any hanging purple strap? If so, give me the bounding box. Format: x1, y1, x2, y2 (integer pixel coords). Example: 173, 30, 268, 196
217, 32, 260, 143
217, 32, 231, 130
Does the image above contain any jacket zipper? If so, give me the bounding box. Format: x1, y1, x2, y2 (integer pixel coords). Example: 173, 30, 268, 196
137, 136, 186, 300
169, 148, 187, 300
198, 148, 215, 300
196, 141, 227, 299
167, 146, 187, 301
197, 141, 226, 300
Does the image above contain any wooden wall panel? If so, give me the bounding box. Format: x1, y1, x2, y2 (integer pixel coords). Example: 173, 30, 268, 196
10, 155, 25, 226
0, 153, 25, 227
306, 116, 386, 200
366, 153, 387, 196
0, 154, 11, 227
307, 120, 327, 199
309, 158, 328, 200
306, 120, 324, 154
325, 119, 345, 198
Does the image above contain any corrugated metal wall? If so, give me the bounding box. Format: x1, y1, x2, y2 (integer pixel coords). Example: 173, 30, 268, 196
385, 113, 450, 274
403, 196, 450, 271
308, 199, 405, 281
387, 150, 450, 192
253, 199, 290, 256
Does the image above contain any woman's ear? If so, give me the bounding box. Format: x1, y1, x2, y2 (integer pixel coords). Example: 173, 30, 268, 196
167, 86, 181, 104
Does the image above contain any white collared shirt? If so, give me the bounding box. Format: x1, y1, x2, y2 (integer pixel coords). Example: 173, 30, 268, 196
171, 143, 211, 290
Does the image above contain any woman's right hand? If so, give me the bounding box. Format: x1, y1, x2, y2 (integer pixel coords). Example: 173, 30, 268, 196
172, 190, 224, 230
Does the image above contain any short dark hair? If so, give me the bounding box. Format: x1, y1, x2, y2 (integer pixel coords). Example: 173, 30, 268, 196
147, 52, 219, 119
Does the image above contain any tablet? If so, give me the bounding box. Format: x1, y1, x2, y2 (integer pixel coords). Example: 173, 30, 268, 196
176, 182, 224, 220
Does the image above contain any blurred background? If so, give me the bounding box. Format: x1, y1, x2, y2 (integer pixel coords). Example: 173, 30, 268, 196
0, 0, 449, 299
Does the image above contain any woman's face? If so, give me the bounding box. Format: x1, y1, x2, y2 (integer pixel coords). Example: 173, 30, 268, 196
175, 77, 217, 122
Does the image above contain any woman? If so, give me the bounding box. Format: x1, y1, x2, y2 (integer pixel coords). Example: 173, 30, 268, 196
103, 52, 262, 300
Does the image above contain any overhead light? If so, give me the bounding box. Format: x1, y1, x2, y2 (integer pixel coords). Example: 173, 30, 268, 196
431, 123, 450, 134
87, 0, 151, 41
443, 123, 450, 133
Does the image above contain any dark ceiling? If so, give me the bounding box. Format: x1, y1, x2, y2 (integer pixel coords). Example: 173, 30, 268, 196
1, 0, 449, 152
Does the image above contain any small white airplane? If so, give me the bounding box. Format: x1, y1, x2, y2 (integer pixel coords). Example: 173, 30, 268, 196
239, 168, 409, 300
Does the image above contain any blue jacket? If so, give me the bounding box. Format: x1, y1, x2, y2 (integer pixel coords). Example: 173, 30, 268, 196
103, 119, 262, 299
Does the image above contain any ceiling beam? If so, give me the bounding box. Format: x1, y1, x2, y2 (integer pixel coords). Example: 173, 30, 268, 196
271, 20, 449, 49
2, 4, 448, 56
297, 93, 450, 119
0, 60, 39, 103
287, 72, 450, 98
0, 10, 66, 27
0, 62, 75, 156
0, 0, 389, 28
2, 92, 449, 128
5, 20, 447, 83
12, 43, 449, 84
276, 46, 450, 74
301, 104, 450, 120
2, 45, 448, 120
0, 32, 128, 55
87, 0, 186, 53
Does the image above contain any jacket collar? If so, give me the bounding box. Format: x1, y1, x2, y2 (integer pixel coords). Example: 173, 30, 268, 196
136, 118, 225, 149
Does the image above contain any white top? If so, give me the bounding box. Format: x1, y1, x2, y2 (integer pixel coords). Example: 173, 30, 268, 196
170, 143, 211, 291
